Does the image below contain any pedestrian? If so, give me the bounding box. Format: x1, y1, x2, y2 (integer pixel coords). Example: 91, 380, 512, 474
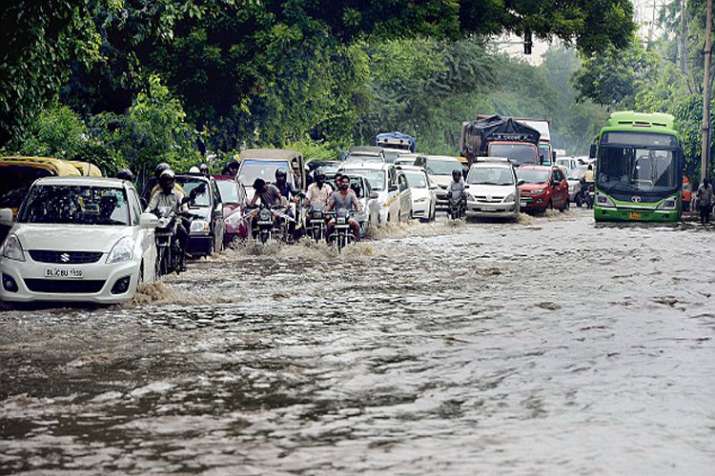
696, 178, 714, 225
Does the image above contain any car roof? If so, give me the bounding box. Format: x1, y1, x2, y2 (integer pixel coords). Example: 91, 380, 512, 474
34, 176, 127, 187
397, 165, 426, 172
349, 146, 383, 155
240, 148, 300, 160
518, 165, 551, 170
425, 155, 461, 162
339, 161, 390, 171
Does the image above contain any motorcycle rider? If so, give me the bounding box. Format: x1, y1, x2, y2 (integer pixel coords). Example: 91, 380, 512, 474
148, 162, 184, 201
115, 168, 135, 182
305, 171, 333, 208
447, 168, 466, 214
199, 163, 210, 177
146, 169, 189, 271
223, 158, 240, 177
248, 178, 287, 208
326, 174, 362, 241
578, 163, 595, 206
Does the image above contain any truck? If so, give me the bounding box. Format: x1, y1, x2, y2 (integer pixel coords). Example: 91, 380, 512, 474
375, 132, 416, 153
459, 115, 541, 167
517, 118, 555, 165
591, 111, 683, 222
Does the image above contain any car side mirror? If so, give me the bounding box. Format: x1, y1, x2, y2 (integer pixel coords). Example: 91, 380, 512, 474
369, 191, 379, 199
0, 208, 14, 226
589, 144, 597, 159
139, 212, 159, 229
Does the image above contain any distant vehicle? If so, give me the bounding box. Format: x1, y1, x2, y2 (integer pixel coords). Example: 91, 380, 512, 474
346, 146, 386, 163
399, 165, 437, 222
0, 156, 82, 244
338, 161, 409, 224
331, 173, 381, 237
375, 131, 416, 153
567, 166, 587, 202
237, 149, 306, 200
464, 159, 520, 220
556, 157, 579, 172
213, 175, 249, 245
460, 115, 541, 167
591, 111, 683, 222
0, 177, 158, 304
415, 155, 464, 211
517, 165, 570, 213
307, 160, 341, 182
394, 156, 418, 167
518, 118, 555, 166
175, 174, 225, 256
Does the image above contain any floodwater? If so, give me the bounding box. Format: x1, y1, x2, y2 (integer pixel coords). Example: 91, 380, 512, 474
1, 208, 715, 475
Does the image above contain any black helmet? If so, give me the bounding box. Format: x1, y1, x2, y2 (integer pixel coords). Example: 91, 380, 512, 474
275, 169, 287, 181
253, 178, 266, 191
452, 169, 462, 179
155, 162, 170, 178
116, 168, 134, 181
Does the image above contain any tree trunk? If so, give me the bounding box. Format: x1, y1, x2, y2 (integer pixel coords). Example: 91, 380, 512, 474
680, 0, 689, 76
701, 0, 713, 181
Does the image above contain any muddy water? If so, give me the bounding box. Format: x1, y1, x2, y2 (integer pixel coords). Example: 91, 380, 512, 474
1, 209, 715, 475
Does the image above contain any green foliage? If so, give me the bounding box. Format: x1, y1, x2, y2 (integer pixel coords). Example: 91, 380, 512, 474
13, 103, 88, 160
285, 139, 340, 162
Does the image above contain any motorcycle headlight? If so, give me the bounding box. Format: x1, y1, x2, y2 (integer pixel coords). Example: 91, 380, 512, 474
503, 193, 515, 202
596, 193, 615, 208
106, 237, 134, 264
190, 220, 210, 234
1, 235, 25, 262
259, 209, 272, 221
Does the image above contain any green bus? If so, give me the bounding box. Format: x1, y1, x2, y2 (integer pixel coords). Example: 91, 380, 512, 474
590, 111, 683, 222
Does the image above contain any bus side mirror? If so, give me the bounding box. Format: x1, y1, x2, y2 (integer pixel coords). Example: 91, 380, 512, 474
589, 144, 597, 159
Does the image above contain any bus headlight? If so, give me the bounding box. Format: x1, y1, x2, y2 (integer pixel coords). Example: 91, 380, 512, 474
596, 193, 615, 208
657, 198, 678, 210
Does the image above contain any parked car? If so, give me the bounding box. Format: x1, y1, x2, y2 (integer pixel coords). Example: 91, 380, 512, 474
214, 175, 249, 245
338, 161, 409, 224
517, 165, 570, 213
175, 174, 225, 256
464, 159, 520, 220
332, 174, 381, 237
414, 155, 464, 211
566, 166, 587, 202
0, 177, 158, 304
399, 165, 436, 221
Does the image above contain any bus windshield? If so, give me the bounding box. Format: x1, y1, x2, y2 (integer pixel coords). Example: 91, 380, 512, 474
598, 141, 678, 195
488, 143, 538, 166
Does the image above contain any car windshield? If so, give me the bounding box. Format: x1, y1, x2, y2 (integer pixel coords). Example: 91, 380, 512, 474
539, 145, 552, 165
342, 169, 386, 191
216, 180, 239, 203
426, 160, 460, 176
488, 144, 538, 166
19, 185, 130, 225
517, 168, 550, 184
467, 167, 514, 186
403, 171, 428, 189
598, 145, 677, 194
238, 160, 292, 187
176, 178, 210, 207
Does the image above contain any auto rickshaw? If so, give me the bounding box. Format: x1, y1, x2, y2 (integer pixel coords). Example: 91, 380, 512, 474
0, 156, 81, 242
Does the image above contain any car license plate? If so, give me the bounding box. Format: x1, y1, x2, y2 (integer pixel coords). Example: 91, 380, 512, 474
628, 212, 641, 220
45, 268, 83, 279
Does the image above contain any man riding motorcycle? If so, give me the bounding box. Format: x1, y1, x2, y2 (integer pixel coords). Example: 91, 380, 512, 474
148, 162, 184, 200
446, 169, 467, 217
305, 172, 333, 208
223, 158, 240, 177
145, 169, 189, 271
326, 174, 363, 241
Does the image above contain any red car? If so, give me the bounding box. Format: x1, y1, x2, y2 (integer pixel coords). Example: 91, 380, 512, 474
213, 175, 250, 244
517, 165, 570, 213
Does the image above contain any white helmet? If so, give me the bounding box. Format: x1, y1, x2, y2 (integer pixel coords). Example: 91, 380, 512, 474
189, 166, 200, 174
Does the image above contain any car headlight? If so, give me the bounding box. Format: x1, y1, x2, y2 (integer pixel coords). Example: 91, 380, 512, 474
503, 193, 515, 202
106, 237, 134, 264
657, 197, 678, 210
596, 193, 616, 208
530, 188, 545, 195
1, 235, 25, 262
190, 220, 210, 234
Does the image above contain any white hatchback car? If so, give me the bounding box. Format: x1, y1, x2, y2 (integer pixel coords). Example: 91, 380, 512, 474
339, 161, 411, 224
0, 177, 158, 304
464, 159, 520, 220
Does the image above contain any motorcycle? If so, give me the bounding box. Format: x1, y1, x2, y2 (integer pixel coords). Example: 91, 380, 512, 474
254, 205, 276, 244
448, 191, 466, 220
576, 181, 595, 209
585, 183, 595, 209
328, 209, 355, 252
154, 206, 182, 276
306, 205, 327, 242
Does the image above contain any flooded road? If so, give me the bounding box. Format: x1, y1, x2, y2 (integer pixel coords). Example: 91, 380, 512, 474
1, 208, 715, 475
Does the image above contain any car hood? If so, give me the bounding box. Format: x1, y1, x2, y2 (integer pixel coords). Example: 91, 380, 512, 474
410, 188, 431, 200
467, 184, 515, 196
430, 175, 452, 188
12, 224, 135, 252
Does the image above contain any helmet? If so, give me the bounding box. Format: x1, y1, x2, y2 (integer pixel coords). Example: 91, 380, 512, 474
189, 166, 200, 174
116, 169, 134, 182
275, 169, 287, 181
253, 178, 266, 191
452, 169, 462, 179
199, 163, 209, 174
160, 169, 175, 181
155, 162, 170, 178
